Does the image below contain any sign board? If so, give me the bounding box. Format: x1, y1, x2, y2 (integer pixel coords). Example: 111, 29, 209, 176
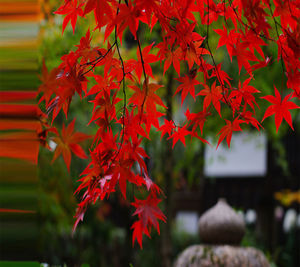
204, 132, 267, 177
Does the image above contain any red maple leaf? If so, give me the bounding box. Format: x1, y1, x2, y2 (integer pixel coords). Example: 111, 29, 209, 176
112, 2, 141, 40
242, 29, 267, 59
119, 109, 149, 140
110, 159, 136, 199
261, 86, 299, 132
197, 81, 223, 117
158, 46, 182, 76
214, 25, 239, 61
54, 0, 84, 34
169, 125, 190, 148
232, 40, 258, 75
185, 107, 211, 134
273, 0, 298, 31
210, 63, 232, 87
38, 61, 60, 105
88, 90, 121, 125
136, 43, 158, 81
83, 0, 114, 30
287, 70, 300, 100
131, 220, 149, 249
52, 119, 91, 170
75, 30, 100, 64
131, 193, 166, 248
175, 72, 200, 105
159, 119, 175, 139
143, 173, 163, 196
129, 77, 166, 114
241, 111, 262, 131
122, 137, 148, 174
250, 57, 271, 73
217, 118, 245, 148
229, 77, 260, 113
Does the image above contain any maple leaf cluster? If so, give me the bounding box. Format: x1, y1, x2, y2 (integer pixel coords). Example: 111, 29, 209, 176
38, 0, 299, 248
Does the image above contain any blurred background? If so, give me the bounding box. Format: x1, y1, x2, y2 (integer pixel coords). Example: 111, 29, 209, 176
0, 0, 299, 266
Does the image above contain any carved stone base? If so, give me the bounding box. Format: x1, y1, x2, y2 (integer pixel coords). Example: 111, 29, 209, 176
174, 245, 270, 267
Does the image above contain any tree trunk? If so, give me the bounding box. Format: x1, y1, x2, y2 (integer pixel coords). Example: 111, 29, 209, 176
161, 70, 174, 267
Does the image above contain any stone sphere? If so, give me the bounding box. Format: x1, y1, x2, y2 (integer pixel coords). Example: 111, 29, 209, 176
198, 199, 245, 245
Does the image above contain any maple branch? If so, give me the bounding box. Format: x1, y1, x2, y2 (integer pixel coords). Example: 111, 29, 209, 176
270, 4, 298, 47
158, 10, 178, 22
112, 0, 127, 161
165, 69, 178, 129
80, 42, 117, 76
136, 31, 149, 121
287, 0, 294, 17
82, 42, 116, 65
137, 36, 147, 83
228, 0, 297, 52
205, 1, 256, 126
205, 0, 231, 108
227, 0, 274, 42
268, 4, 286, 92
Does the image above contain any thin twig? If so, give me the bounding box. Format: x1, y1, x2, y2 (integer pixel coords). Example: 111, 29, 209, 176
136, 33, 149, 119
80, 42, 116, 76
112, 0, 127, 162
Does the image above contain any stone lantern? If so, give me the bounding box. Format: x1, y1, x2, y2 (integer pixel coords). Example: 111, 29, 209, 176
174, 199, 270, 267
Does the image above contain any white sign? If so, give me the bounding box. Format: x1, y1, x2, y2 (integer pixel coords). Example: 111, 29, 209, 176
204, 132, 267, 177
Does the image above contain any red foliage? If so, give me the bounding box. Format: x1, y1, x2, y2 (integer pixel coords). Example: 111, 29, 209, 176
38, 0, 299, 248
261, 86, 299, 132
51, 119, 91, 170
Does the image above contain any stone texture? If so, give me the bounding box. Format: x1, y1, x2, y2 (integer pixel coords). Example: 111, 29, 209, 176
173, 245, 270, 267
